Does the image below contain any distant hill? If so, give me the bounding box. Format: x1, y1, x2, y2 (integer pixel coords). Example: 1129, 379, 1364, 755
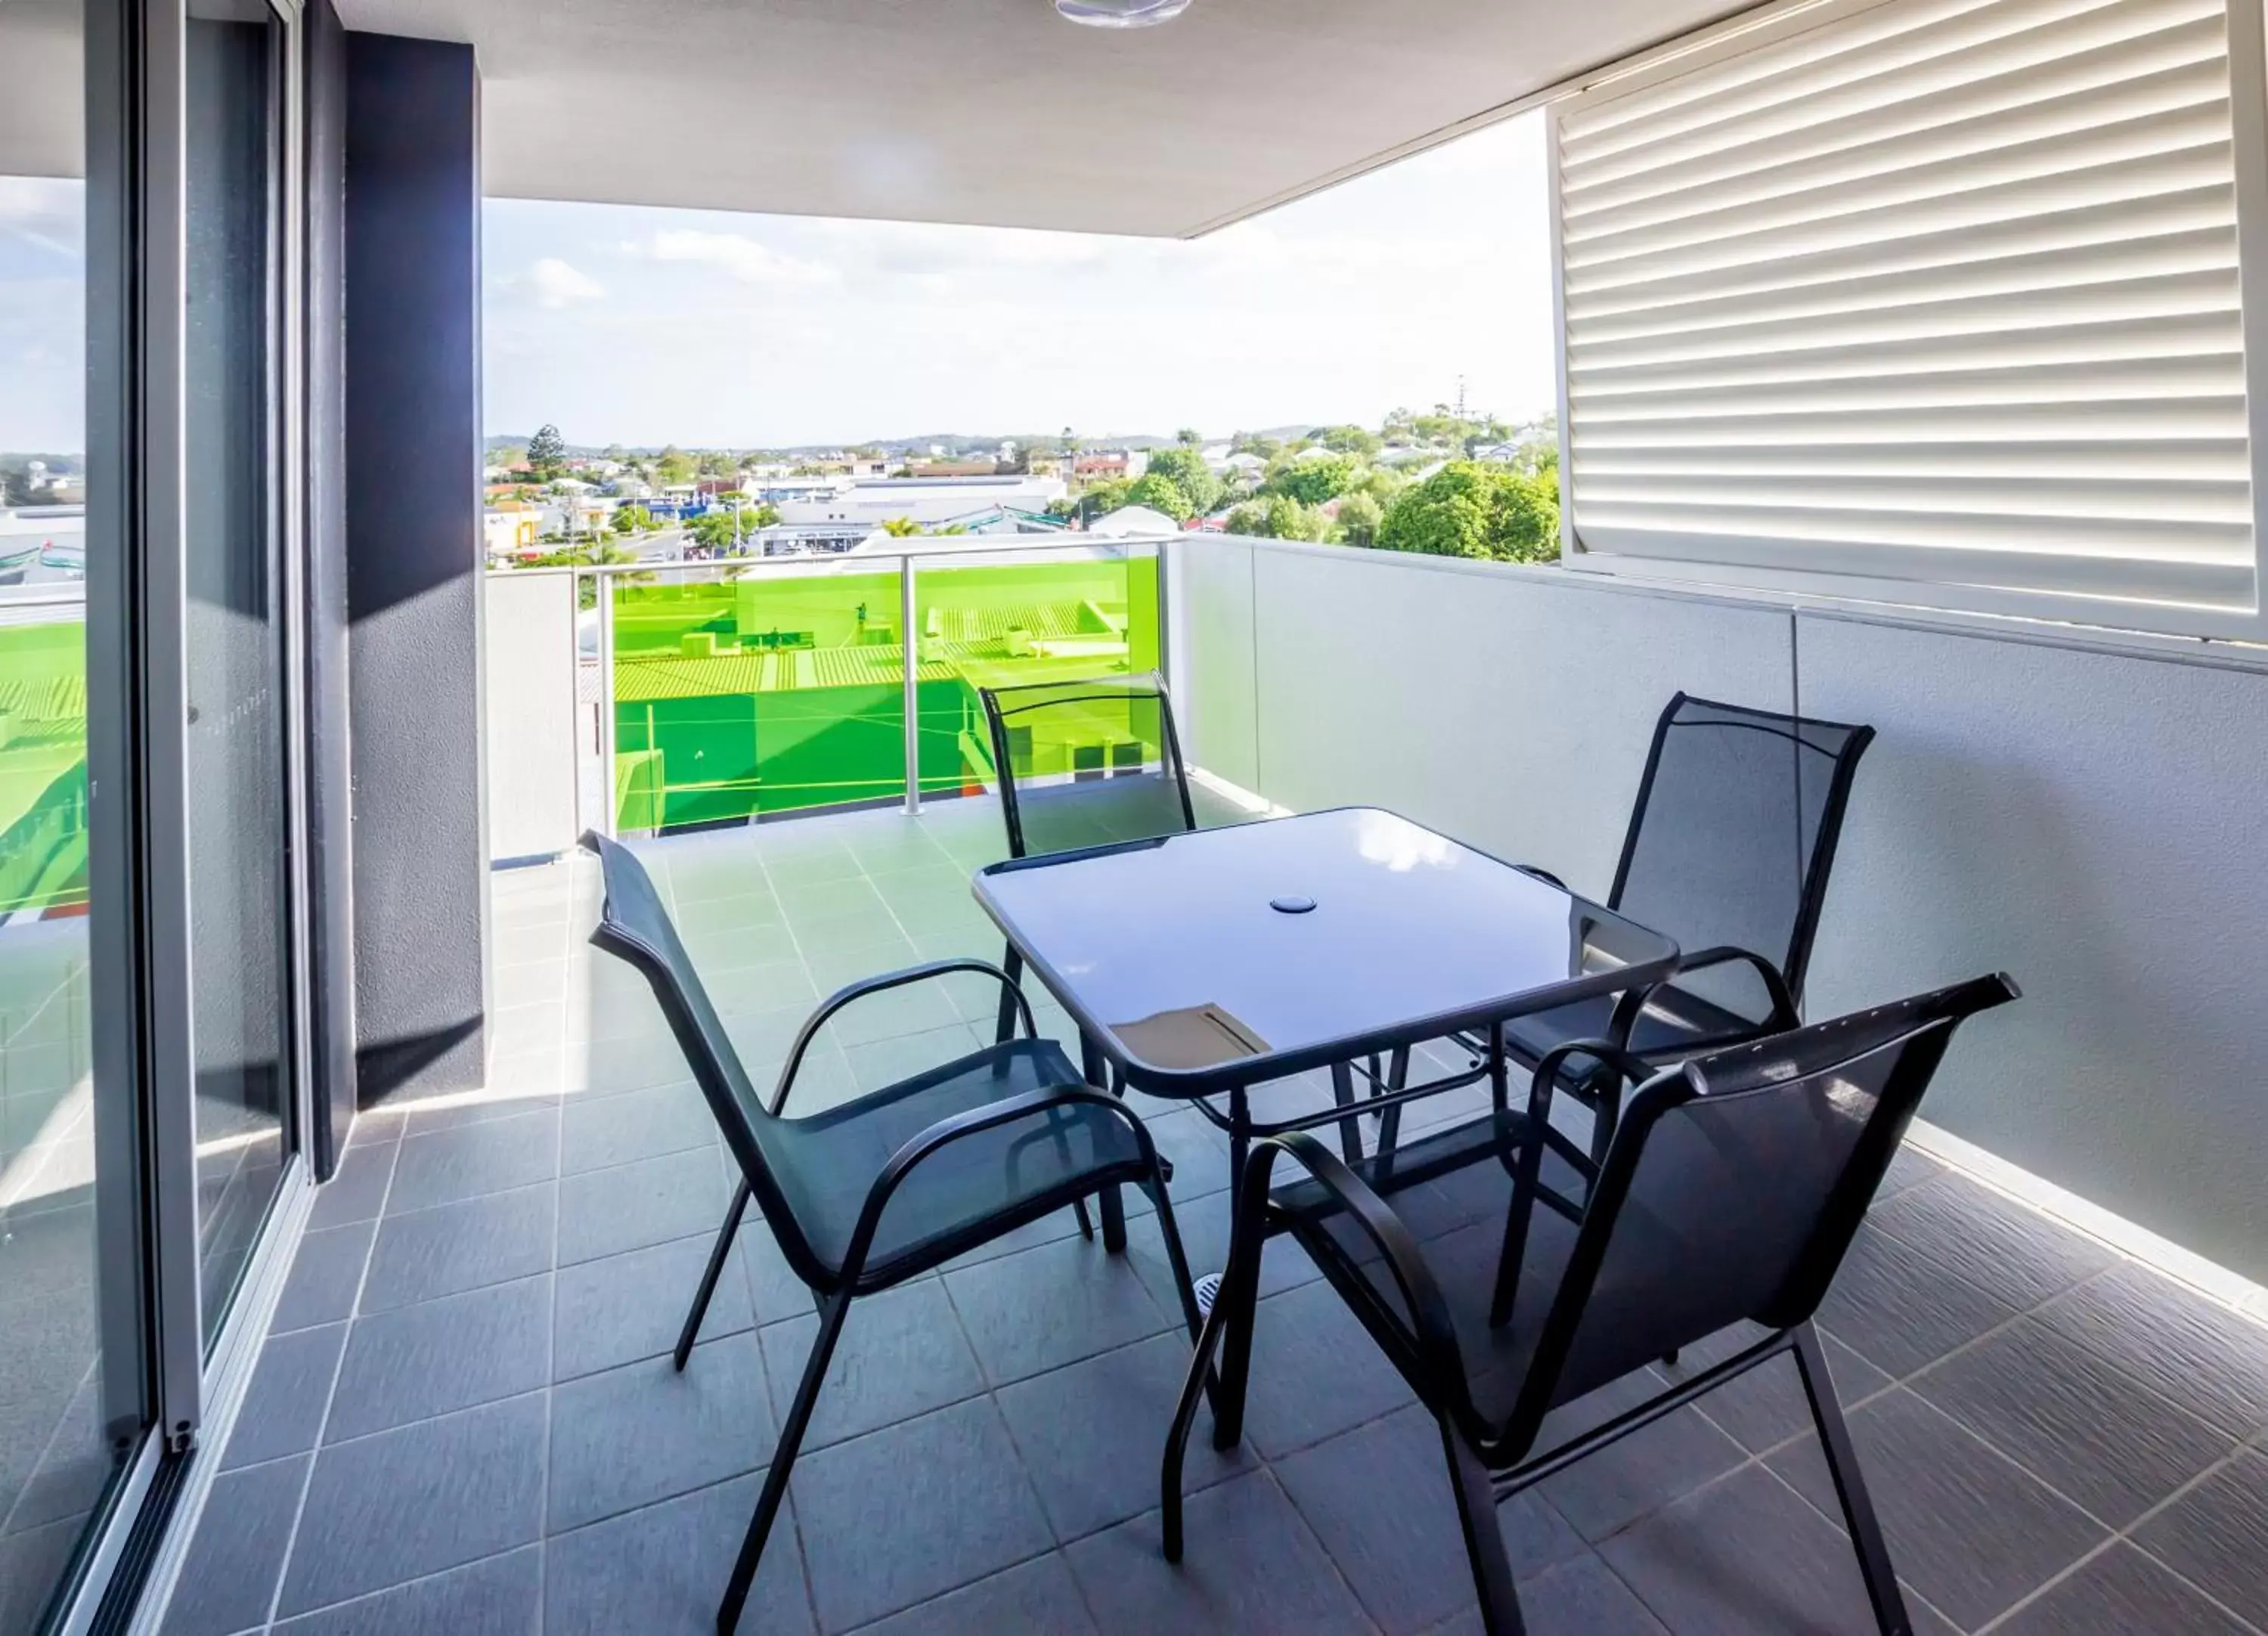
484, 426, 1332, 459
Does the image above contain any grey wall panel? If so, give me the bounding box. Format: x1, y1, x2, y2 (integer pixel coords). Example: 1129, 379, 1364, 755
1244, 545, 1796, 893
1170, 538, 1260, 794
1797, 612, 2268, 1283
344, 33, 486, 1103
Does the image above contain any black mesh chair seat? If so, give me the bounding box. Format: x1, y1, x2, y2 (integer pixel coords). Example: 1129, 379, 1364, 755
776, 1037, 1146, 1283
1500, 984, 1758, 1077
1167, 975, 2019, 1636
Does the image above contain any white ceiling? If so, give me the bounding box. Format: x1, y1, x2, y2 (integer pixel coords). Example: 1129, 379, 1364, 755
335, 0, 1740, 236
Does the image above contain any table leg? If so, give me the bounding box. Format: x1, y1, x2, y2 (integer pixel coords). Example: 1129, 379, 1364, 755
995, 943, 1024, 1045
1198, 1088, 1254, 1318
1376, 1045, 1411, 1161
1081, 1030, 1127, 1254
1329, 1060, 1365, 1166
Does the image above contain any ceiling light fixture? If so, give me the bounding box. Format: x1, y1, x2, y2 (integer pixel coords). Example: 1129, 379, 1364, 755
1055, 0, 1191, 27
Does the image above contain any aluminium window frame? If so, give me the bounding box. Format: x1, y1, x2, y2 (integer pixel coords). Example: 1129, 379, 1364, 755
1546, 0, 2268, 646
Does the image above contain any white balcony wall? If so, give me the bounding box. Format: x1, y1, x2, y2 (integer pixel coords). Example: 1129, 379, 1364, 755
1170, 537, 1795, 885
1796, 612, 2268, 1286
483, 570, 581, 862
1168, 534, 1262, 793
1172, 535, 2268, 1285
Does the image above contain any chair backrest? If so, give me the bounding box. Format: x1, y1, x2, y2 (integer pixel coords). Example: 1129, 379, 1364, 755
582, 831, 832, 1288
1501, 972, 2018, 1451
979, 671, 1196, 859
1611, 693, 1874, 1021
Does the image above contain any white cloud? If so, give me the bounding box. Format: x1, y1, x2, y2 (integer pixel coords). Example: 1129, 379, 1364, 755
530, 258, 606, 308
497, 257, 607, 310
631, 230, 837, 287
0, 177, 84, 259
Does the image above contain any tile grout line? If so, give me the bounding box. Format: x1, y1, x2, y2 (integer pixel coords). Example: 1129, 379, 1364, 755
1718, 1292, 2256, 1635
534, 916, 571, 1636
1967, 1434, 2268, 1636
740, 829, 829, 1636
257, 1121, 400, 1631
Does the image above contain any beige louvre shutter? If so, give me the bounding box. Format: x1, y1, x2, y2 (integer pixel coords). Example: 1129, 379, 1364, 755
1554, 0, 2266, 631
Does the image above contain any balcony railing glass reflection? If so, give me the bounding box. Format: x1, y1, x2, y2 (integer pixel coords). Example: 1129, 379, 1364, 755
0, 595, 91, 918
596, 544, 1160, 832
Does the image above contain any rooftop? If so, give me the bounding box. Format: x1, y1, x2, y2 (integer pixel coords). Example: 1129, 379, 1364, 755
160, 798, 2268, 1636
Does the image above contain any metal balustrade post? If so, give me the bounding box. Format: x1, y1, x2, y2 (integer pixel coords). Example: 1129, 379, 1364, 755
901, 553, 921, 815
568, 569, 583, 838
596, 570, 618, 838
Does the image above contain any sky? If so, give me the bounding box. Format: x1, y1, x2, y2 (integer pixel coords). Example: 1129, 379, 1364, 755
0, 110, 1557, 456
482, 112, 1557, 451
0, 175, 88, 454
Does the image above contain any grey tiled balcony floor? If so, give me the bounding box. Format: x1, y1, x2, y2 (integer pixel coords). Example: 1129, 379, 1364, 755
164, 798, 2268, 1635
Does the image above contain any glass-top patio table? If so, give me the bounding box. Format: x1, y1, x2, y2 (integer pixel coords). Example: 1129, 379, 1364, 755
971, 807, 1683, 1260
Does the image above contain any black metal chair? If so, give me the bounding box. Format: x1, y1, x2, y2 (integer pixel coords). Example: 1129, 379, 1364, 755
583, 832, 1204, 1634
1509, 693, 1874, 1099
1165, 973, 2019, 1636
975, 671, 1201, 1244
978, 671, 1198, 863
1359, 693, 1876, 1225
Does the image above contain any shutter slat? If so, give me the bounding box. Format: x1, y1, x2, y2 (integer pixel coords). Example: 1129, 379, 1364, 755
1569, 274, 2239, 375
1572, 224, 2234, 342
1563, 22, 2227, 223
1557, 0, 2254, 616
1572, 353, 2245, 417
1572, 439, 2250, 483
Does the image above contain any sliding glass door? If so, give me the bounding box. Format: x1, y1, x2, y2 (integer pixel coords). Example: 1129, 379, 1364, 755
0, 0, 310, 1625
182, 0, 295, 1351
0, 0, 151, 1628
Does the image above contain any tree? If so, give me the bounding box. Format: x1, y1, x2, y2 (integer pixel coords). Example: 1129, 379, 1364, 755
687, 508, 743, 552
879, 516, 923, 538
655, 445, 693, 485
1375, 461, 1560, 564
527, 424, 567, 479
1175, 427, 1203, 447
1334, 491, 1385, 547
611, 504, 653, 536
1266, 455, 1359, 507
1225, 494, 1329, 542
1315, 423, 1382, 457
1230, 430, 1281, 460
1355, 466, 1408, 507
1125, 472, 1196, 522
1078, 477, 1133, 519
697, 450, 734, 477
1139, 445, 1222, 516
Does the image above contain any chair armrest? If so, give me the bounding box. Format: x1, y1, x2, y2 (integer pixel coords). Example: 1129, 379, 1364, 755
835, 1083, 1160, 1285
1258, 1131, 1469, 1392
773, 959, 1036, 1115
1667, 946, 1799, 1033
